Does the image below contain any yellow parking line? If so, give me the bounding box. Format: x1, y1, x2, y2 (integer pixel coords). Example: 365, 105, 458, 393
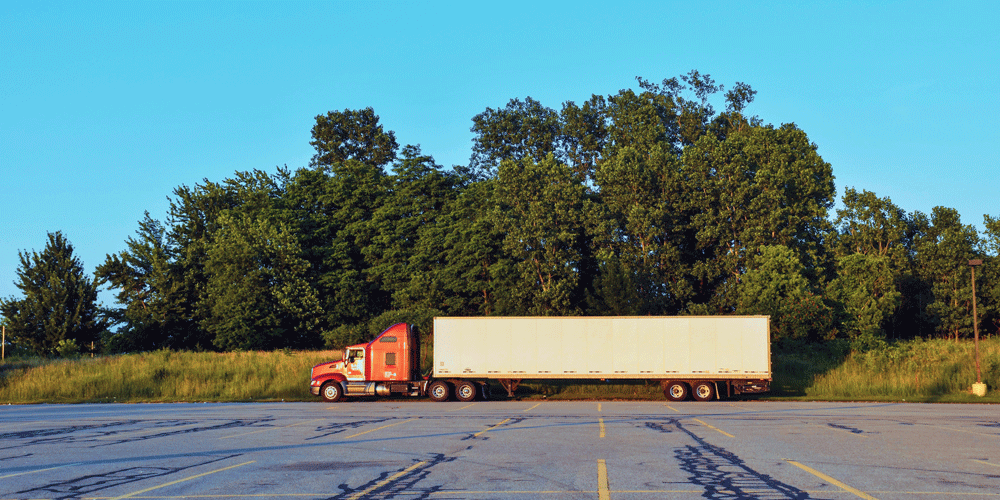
523, 403, 542, 412
597, 403, 602, 412
934, 425, 1000, 438
786, 459, 878, 500
0, 463, 78, 480
448, 403, 476, 412
599, 418, 606, 438
597, 460, 610, 500
973, 459, 1000, 468
347, 461, 427, 500
664, 404, 679, 413
343, 418, 415, 439
693, 418, 734, 438
473, 418, 511, 438
220, 418, 324, 439
109, 460, 255, 500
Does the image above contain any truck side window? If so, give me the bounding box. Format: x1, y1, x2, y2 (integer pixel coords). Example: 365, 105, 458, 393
386, 352, 396, 366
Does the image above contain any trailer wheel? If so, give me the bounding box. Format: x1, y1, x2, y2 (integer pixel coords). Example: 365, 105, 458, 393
428, 381, 451, 402
321, 381, 343, 403
455, 381, 477, 402
692, 381, 715, 402
664, 381, 689, 402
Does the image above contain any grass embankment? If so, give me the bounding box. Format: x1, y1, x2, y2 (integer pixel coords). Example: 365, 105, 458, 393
0, 350, 339, 403
801, 337, 1000, 402
1, 338, 999, 403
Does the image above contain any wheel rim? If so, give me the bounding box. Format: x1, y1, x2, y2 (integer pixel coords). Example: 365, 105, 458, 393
324, 385, 339, 399
696, 384, 712, 399
459, 385, 474, 399
670, 385, 685, 399
432, 385, 446, 399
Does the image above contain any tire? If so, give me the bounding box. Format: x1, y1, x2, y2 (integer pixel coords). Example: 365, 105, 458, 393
664, 381, 689, 402
692, 381, 715, 402
428, 381, 451, 402
455, 381, 477, 402
321, 381, 343, 403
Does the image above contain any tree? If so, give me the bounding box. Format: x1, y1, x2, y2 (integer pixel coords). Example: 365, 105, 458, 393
737, 245, 834, 343
282, 158, 389, 345
826, 253, 902, 346
364, 145, 459, 313
406, 178, 504, 317
684, 124, 836, 311
832, 188, 911, 262
0, 232, 106, 355
200, 211, 322, 351
980, 215, 1000, 334
96, 213, 194, 351
310, 107, 399, 169
593, 140, 694, 314
914, 207, 983, 341
559, 95, 608, 183
469, 97, 562, 179
491, 155, 596, 315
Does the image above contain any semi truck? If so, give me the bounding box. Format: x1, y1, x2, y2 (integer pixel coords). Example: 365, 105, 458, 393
309, 316, 771, 403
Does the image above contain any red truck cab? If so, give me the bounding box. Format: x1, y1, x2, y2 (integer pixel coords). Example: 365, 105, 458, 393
310, 323, 423, 402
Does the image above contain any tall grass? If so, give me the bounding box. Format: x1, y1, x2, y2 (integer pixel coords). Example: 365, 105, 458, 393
0, 350, 340, 403
804, 337, 1000, 402
2, 338, 999, 403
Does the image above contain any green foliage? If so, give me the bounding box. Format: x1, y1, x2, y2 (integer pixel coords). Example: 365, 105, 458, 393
200, 211, 322, 351
96, 212, 199, 350
827, 253, 901, 347
0, 232, 106, 355
310, 107, 398, 168
833, 188, 911, 262
469, 97, 563, 179
364, 145, 458, 310
78, 77, 1000, 354
594, 141, 692, 314
914, 207, 982, 340
685, 124, 836, 311
980, 215, 1000, 331
491, 155, 596, 315
55, 338, 80, 358
738, 246, 834, 342
559, 95, 607, 182
321, 324, 368, 350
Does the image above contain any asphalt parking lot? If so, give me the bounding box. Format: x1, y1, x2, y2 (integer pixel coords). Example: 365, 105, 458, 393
2, 401, 999, 499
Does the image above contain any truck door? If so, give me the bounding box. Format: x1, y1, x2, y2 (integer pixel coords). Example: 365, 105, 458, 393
345, 348, 366, 381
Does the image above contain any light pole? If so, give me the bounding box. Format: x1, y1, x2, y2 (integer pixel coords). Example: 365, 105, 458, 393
969, 259, 985, 397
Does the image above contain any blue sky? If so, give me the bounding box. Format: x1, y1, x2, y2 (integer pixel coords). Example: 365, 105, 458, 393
2, 1, 998, 305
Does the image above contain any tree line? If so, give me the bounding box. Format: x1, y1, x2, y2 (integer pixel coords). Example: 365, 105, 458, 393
3, 71, 999, 355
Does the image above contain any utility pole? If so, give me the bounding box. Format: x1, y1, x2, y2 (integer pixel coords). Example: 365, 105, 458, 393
969, 259, 985, 396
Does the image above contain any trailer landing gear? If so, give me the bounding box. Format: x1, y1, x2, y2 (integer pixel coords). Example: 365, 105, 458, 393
498, 379, 521, 398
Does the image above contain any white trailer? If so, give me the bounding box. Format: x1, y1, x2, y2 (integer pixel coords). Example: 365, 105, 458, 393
432, 316, 771, 401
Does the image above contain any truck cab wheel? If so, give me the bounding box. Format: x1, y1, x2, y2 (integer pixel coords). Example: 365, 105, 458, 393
321, 381, 344, 402
455, 381, 477, 402
692, 381, 715, 401
428, 381, 451, 402
664, 381, 689, 402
